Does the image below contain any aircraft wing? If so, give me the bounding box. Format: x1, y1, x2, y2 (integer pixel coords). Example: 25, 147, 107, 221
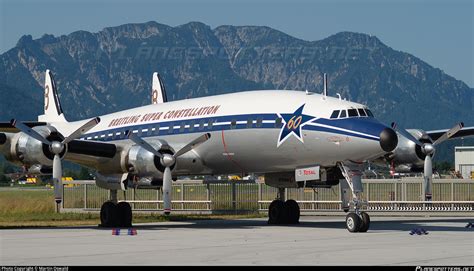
426, 126, 474, 141
0, 121, 47, 133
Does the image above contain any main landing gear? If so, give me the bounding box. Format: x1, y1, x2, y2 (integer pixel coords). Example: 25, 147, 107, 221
100, 190, 133, 228
268, 188, 300, 225
339, 162, 371, 233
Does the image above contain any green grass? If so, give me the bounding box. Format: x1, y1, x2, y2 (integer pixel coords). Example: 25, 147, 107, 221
0, 189, 264, 228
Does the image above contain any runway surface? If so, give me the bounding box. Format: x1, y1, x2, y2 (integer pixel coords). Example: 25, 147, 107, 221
1, 216, 473, 265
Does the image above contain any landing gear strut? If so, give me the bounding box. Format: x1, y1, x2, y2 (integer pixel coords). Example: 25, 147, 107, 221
99, 190, 133, 228
339, 162, 370, 233
268, 188, 300, 225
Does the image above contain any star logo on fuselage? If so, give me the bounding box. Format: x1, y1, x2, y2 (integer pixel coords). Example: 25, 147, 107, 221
277, 104, 317, 147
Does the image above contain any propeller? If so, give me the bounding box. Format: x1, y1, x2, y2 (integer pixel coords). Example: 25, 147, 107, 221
127, 131, 211, 215
11, 117, 100, 205
392, 122, 464, 200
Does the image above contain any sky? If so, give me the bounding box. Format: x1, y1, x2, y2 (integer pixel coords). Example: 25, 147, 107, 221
0, 0, 472, 86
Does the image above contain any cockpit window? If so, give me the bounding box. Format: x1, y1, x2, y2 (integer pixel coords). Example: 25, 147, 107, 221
339, 110, 347, 118
358, 108, 367, 117
366, 109, 374, 117
330, 110, 340, 119
348, 109, 358, 117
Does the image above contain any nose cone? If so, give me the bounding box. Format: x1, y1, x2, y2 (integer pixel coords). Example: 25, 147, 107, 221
379, 128, 398, 152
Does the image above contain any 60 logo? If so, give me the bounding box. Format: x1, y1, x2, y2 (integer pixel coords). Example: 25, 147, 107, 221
286, 116, 302, 130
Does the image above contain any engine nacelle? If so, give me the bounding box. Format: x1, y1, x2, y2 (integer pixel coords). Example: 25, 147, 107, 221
390, 129, 432, 167
123, 139, 175, 177
95, 173, 128, 191
6, 126, 65, 167
265, 166, 342, 189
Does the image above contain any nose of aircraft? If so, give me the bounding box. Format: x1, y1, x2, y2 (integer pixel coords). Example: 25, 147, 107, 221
379, 127, 398, 152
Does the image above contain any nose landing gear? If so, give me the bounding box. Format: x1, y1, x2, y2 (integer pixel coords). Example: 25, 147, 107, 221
339, 162, 371, 233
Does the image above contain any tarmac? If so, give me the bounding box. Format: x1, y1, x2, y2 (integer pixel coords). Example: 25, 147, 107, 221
1, 216, 473, 265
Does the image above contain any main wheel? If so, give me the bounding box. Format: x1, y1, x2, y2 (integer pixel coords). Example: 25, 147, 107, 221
100, 201, 118, 228
345, 213, 361, 233
117, 201, 132, 228
358, 212, 370, 232
285, 199, 300, 224
268, 200, 287, 224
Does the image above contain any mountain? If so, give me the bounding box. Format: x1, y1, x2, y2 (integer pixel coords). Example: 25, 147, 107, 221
0, 21, 472, 162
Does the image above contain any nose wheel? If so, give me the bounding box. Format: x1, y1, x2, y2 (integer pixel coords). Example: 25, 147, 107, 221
345, 212, 370, 232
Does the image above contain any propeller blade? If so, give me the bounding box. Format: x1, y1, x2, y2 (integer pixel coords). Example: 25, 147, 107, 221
432, 122, 464, 146
52, 154, 63, 204
162, 166, 172, 215
10, 119, 51, 145
174, 133, 211, 158
62, 117, 101, 144
127, 130, 163, 158
391, 122, 422, 146
423, 155, 433, 201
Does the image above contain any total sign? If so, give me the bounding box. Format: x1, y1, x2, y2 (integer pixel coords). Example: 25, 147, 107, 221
295, 165, 321, 182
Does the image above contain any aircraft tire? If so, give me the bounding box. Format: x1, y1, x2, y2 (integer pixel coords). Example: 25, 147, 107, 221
346, 213, 361, 233
100, 201, 119, 228
268, 200, 287, 224
285, 199, 300, 224
117, 201, 133, 228
358, 212, 370, 232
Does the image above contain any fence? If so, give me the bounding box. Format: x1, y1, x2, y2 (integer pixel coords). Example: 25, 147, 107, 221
61, 178, 474, 213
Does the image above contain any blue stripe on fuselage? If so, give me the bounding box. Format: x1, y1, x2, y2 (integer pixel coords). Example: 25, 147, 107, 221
314, 117, 385, 139
80, 113, 385, 142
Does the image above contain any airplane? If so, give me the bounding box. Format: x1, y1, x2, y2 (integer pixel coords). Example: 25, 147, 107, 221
0, 70, 471, 232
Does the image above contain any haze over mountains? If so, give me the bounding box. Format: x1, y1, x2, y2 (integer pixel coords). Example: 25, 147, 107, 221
0, 21, 472, 162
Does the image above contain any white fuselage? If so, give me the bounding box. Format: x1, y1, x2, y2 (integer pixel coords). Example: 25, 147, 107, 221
59, 90, 391, 175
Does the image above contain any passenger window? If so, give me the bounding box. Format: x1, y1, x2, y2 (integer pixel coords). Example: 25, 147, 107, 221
208, 119, 214, 130
348, 109, 358, 117
256, 118, 263, 128
168, 123, 174, 134
179, 123, 185, 132
199, 120, 205, 130
358, 108, 367, 117
189, 121, 195, 132
247, 118, 253, 128
275, 117, 283, 128
339, 110, 347, 118
155, 125, 160, 135
330, 110, 340, 119
231, 120, 237, 129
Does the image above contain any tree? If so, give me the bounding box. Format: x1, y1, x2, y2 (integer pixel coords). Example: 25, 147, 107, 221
78, 166, 92, 180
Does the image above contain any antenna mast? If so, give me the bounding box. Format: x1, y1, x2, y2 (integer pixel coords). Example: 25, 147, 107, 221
323, 73, 328, 97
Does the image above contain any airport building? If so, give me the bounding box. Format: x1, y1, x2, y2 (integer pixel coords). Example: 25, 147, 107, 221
455, 146, 474, 179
